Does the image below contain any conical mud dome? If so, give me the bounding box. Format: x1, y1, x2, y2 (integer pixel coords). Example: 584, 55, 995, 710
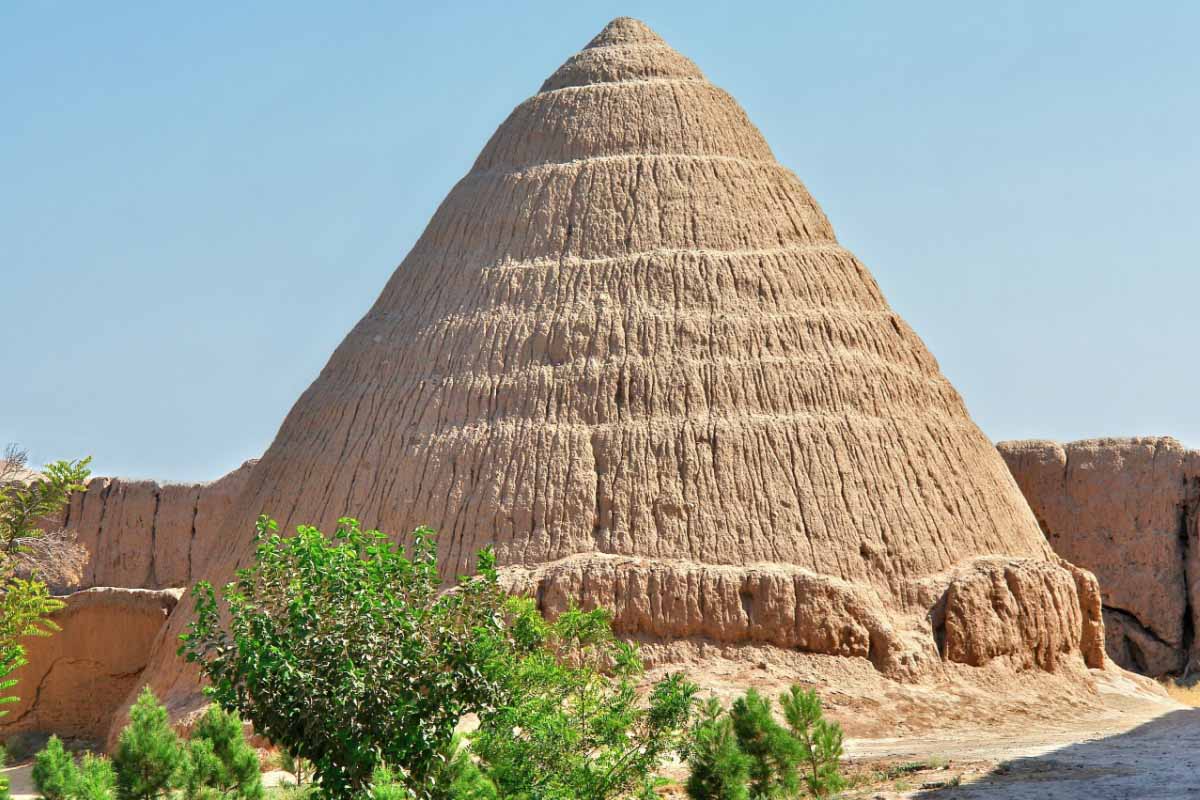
129, 18, 1104, 732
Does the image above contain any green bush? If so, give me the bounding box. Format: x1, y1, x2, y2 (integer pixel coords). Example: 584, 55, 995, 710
182, 705, 262, 800
31, 738, 117, 800
470, 601, 697, 800
179, 513, 708, 800
181, 739, 221, 800
33, 735, 76, 800
112, 687, 184, 800
684, 699, 750, 800
179, 516, 516, 800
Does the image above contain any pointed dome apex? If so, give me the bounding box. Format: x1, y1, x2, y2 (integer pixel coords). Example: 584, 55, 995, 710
539, 17, 705, 93
584, 17, 663, 49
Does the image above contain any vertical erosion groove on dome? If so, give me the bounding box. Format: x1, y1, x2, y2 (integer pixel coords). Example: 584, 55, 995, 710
129, 17, 1106, 732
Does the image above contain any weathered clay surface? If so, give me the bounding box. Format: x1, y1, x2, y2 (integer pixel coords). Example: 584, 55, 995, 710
0, 587, 179, 743
999, 437, 1200, 675
123, 17, 1106, 736
49, 461, 256, 591
937, 557, 1089, 671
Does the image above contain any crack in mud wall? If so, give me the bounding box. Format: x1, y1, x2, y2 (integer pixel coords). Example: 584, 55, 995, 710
1182, 473, 1200, 673
43, 461, 256, 592
0, 588, 180, 743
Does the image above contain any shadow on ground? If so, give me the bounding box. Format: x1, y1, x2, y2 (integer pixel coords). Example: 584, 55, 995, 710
916, 708, 1200, 799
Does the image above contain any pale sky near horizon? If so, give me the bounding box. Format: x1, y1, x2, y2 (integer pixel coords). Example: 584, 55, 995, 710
3, 2, 1198, 481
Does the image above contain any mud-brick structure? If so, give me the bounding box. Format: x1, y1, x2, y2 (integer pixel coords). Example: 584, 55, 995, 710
115, 17, 1106, 741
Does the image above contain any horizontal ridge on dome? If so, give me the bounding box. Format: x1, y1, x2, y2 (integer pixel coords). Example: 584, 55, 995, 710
473, 78, 774, 173
467, 150, 782, 181
537, 73, 708, 97
479, 241, 854, 270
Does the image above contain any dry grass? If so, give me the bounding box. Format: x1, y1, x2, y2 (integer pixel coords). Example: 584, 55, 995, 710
840, 756, 966, 796
1161, 678, 1200, 707
10, 528, 88, 588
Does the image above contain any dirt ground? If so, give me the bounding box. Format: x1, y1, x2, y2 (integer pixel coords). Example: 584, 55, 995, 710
0, 766, 297, 799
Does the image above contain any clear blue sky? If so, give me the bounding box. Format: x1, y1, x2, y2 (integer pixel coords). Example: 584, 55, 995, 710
3, 2, 1197, 480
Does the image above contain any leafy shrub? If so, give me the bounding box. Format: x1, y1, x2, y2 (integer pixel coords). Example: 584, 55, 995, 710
33, 735, 76, 800
684, 699, 750, 800
0, 452, 91, 557
1, 451, 90, 718
112, 687, 184, 800
180, 517, 515, 800
1, 577, 63, 720
470, 600, 697, 800
778, 687, 845, 799
181, 705, 262, 800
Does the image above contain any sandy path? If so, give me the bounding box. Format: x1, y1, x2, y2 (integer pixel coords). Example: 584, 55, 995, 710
846, 673, 1200, 798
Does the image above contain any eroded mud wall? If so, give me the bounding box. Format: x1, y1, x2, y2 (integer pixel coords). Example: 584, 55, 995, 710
999, 437, 1200, 675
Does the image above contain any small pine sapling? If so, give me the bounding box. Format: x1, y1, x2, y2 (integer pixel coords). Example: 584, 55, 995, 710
729, 689, 801, 800
683, 698, 750, 800
112, 687, 185, 800
32, 736, 77, 800
779, 687, 845, 799
428, 734, 494, 800
73, 754, 118, 800
181, 739, 222, 800
183, 705, 263, 800
470, 601, 697, 800
367, 765, 409, 800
